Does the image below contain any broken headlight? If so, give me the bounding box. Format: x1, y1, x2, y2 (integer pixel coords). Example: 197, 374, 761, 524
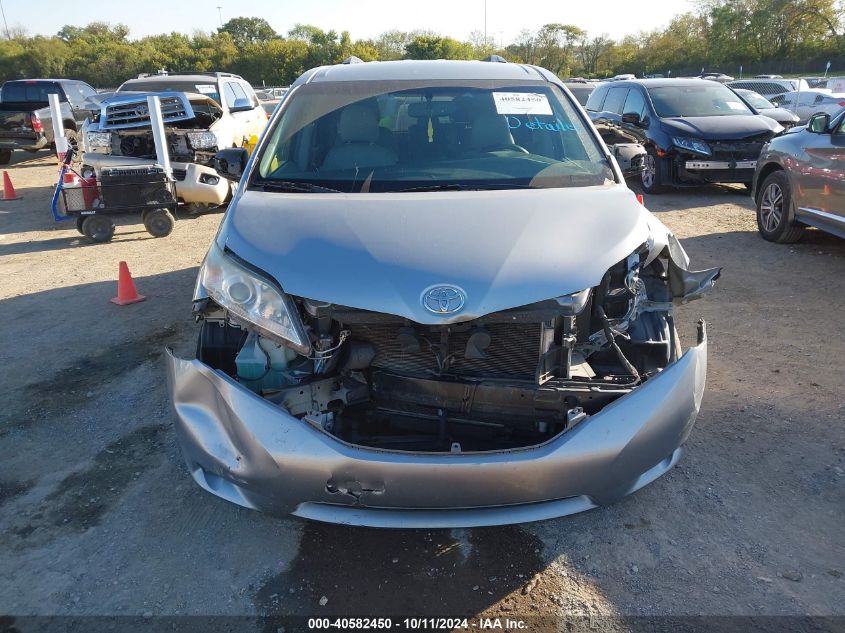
671, 136, 711, 156
186, 131, 218, 150
85, 131, 112, 150
199, 242, 310, 355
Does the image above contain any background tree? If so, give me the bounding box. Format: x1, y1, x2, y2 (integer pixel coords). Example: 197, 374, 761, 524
218, 17, 276, 49
404, 34, 474, 60
535, 24, 585, 76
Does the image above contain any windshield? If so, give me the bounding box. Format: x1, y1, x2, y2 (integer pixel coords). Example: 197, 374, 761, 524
254, 80, 613, 193
740, 91, 774, 109
118, 80, 221, 104
648, 84, 754, 117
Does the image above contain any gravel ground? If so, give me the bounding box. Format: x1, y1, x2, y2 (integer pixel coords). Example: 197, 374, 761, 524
0, 152, 843, 628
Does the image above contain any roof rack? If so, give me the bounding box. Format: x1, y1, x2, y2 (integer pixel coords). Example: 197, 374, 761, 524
188, 71, 244, 79
135, 71, 244, 80
481, 55, 507, 63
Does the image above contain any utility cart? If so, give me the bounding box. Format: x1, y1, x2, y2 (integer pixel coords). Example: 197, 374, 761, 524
51, 147, 179, 243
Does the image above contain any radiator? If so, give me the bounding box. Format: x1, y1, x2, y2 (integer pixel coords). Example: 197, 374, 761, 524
348, 322, 541, 380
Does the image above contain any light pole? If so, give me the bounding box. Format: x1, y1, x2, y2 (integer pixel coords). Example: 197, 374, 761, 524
216, 5, 223, 27
484, 0, 487, 44
0, 0, 11, 40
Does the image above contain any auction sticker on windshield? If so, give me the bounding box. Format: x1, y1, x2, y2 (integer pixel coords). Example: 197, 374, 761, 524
493, 92, 553, 116
195, 84, 217, 94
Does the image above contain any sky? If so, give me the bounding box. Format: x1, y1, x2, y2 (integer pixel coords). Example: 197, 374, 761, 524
1, 0, 695, 44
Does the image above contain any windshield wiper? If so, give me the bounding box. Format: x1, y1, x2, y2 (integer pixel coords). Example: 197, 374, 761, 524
396, 183, 533, 193
253, 180, 342, 193
396, 184, 481, 193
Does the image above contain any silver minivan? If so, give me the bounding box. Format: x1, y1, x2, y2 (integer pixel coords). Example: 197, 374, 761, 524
166, 59, 720, 528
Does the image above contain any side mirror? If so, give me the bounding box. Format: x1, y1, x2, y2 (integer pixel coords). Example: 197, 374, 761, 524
621, 112, 642, 126
213, 147, 248, 180
807, 113, 830, 134
229, 97, 254, 113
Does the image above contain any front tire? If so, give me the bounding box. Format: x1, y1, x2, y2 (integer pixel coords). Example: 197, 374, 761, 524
0, 149, 11, 165
640, 148, 667, 194
756, 171, 804, 243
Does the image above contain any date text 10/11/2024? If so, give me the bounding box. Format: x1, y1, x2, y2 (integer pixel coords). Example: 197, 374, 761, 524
307, 617, 529, 629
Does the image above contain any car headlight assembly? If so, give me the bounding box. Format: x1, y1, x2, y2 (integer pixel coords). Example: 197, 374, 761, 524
186, 131, 218, 150
671, 136, 711, 156
200, 242, 311, 355
85, 131, 112, 150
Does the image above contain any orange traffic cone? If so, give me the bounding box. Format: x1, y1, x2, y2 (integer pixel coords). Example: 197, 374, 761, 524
110, 261, 146, 305
1, 171, 20, 201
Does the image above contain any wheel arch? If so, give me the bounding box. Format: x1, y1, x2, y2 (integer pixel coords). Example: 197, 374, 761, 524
755, 162, 784, 201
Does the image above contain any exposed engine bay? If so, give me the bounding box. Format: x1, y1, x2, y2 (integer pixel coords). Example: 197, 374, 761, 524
83, 94, 223, 165
195, 243, 717, 453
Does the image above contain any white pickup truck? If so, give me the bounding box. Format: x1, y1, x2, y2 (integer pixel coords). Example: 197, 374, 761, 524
81, 72, 267, 210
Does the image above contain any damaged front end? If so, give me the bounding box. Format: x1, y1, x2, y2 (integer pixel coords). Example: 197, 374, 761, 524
166, 229, 717, 526
190, 237, 716, 453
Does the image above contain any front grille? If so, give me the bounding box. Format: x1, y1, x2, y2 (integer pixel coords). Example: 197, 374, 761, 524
348, 322, 541, 380
100, 94, 194, 130
172, 168, 187, 181
709, 133, 773, 162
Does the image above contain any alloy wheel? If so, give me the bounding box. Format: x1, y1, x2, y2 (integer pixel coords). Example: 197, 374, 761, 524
760, 182, 783, 232
642, 154, 656, 188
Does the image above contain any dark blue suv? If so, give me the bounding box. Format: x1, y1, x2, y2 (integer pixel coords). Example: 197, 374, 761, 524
585, 79, 782, 193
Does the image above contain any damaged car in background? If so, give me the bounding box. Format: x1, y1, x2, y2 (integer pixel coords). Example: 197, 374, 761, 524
81, 73, 266, 211
167, 59, 721, 528
81, 91, 232, 210
586, 79, 783, 193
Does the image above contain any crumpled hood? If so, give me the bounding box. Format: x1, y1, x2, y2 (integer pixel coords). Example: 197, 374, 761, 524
220, 186, 654, 324
661, 114, 781, 140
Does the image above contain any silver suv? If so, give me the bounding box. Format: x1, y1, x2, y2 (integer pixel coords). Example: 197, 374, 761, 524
166, 59, 720, 528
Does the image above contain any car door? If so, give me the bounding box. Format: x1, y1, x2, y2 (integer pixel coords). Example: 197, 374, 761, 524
619, 87, 649, 144
793, 111, 845, 231
62, 81, 99, 122
587, 85, 633, 147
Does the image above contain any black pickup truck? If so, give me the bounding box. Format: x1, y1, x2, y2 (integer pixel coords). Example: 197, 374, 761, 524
0, 79, 103, 164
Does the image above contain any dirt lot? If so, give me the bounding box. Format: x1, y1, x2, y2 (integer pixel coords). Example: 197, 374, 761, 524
0, 152, 843, 629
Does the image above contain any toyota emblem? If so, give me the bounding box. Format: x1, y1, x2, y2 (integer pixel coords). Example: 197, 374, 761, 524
422, 285, 467, 315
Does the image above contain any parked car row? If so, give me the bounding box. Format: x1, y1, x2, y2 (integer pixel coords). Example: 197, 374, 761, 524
567, 76, 844, 244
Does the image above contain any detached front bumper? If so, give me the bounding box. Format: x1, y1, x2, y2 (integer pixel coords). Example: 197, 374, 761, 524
165, 324, 708, 528
81, 154, 230, 206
